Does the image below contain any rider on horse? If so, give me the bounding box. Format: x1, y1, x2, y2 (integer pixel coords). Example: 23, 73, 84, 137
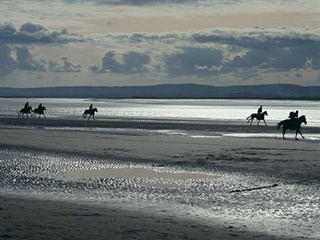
257, 105, 262, 114
288, 110, 299, 121
24, 102, 29, 110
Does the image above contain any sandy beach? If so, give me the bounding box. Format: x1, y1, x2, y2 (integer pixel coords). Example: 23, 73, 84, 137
1, 116, 319, 239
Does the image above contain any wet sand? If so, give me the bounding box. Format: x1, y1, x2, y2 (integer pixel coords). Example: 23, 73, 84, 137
0, 116, 319, 239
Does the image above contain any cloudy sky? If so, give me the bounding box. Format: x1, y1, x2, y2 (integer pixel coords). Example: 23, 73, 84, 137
0, 0, 319, 87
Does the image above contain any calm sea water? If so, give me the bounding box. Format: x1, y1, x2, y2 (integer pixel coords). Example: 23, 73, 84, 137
1, 98, 320, 126
0, 98, 320, 126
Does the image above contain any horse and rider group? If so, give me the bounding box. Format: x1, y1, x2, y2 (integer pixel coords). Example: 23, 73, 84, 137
18, 102, 46, 118
247, 105, 307, 140
17, 102, 307, 140
18, 102, 98, 120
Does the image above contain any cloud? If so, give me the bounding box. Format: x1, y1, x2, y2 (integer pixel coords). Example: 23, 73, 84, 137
90, 51, 151, 73
49, 56, 81, 72
0, 44, 17, 76
191, 28, 320, 71
16, 46, 47, 71
163, 47, 224, 76
0, 22, 84, 44
0, 45, 81, 74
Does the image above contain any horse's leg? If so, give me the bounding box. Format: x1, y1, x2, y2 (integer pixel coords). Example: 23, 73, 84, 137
88, 115, 91, 120
263, 120, 267, 126
282, 128, 286, 140
93, 113, 95, 120
257, 120, 260, 125
43, 113, 46, 118
298, 130, 305, 139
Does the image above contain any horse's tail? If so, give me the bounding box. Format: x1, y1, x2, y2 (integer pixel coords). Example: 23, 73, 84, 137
277, 121, 284, 130
246, 114, 251, 120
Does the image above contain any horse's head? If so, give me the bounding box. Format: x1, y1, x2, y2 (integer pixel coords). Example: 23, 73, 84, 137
300, 115, 307, 124
94, 108, 98, 112
263, 111, 268, 116
43, 106, 46, 111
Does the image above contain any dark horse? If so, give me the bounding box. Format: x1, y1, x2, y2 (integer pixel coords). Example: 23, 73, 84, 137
18, 106, 33, 118
32, 106, 46, 118
246, 111, 268, 125
277, 115, 307, 140
82, 108, 98, 120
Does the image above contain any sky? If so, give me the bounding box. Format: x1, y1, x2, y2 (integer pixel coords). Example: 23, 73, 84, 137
0, 0, 319, 87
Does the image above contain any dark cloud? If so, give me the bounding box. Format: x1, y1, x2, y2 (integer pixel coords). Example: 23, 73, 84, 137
0, 45, 81, 75
49, 56, 81, 72
0, 44, 16, 76
16, 46, 47, 71
0, 22, 84, 44
91, 51, 151, 73
163, 47, 223, 76
20, 22, 48, 33
192, 29, 320, 70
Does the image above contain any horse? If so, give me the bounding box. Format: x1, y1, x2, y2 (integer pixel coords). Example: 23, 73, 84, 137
18, 106, 33, 118
246, 111, 268, 125
32, 106, 46, 118
277, 115, 307, 140
82, 108, 98, 120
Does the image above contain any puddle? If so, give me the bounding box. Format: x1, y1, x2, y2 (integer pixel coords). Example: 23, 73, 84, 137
0, 152, 30, 161
57, 167, 217, 182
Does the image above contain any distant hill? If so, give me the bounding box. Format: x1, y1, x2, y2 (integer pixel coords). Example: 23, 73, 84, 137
0, 84, 319, 99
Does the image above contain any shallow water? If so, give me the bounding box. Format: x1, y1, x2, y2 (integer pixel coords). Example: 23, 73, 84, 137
1, 98, 320, 126
0, 149, 319, 239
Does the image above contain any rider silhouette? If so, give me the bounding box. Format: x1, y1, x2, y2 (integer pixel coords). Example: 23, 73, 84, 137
24, 102, 29, 109
89, 104, 93, 110
289, 110, 299, 120
257, 105, 262, 114
38, 103, 43, 110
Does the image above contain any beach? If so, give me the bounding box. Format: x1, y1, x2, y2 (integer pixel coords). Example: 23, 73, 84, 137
0, 114, 319, 239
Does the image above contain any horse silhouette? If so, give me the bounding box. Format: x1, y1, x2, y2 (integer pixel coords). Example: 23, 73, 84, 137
18, 106, 33, 118
82, 107, 98, 120
32, 106, 46, 118
246, 111, 268, 125
277, 115, 307, 140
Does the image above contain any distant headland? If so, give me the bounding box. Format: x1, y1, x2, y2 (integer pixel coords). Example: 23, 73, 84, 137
0, 84, 319, 100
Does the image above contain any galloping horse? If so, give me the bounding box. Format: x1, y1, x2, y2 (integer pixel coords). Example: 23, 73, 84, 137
246, 111, 268, 125
18, 106, 33, 118
277, 115, 307, 140
82, 108, 98, 120
32, 106, 46, 118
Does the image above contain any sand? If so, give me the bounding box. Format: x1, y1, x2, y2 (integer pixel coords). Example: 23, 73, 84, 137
0, 116, 319, 239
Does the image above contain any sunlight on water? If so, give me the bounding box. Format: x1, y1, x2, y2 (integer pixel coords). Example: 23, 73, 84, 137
1, 98, 320, 126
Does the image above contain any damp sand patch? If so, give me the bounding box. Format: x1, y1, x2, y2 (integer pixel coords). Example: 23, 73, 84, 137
56, 166, 218, 188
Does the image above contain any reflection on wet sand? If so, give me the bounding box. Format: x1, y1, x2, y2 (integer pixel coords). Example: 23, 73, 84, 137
58, 167, 217, 182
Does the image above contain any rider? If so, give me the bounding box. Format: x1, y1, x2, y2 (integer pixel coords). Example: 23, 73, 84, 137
89, 104, 93, 110
257, 105, 262, 114
24, 102, 29, 110
288, 110, 299, 121
38, 103, 43, 110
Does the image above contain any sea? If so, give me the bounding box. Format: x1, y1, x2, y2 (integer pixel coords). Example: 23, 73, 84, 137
1, 98, 320, 126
